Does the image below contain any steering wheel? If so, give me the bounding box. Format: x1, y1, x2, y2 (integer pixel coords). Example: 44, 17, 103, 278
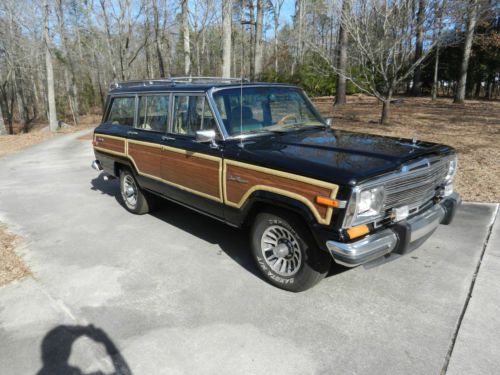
276, 114, 299, 126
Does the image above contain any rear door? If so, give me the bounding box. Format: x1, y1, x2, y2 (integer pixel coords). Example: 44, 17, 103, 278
160, 93, 224, 217
125, 93, 171, 193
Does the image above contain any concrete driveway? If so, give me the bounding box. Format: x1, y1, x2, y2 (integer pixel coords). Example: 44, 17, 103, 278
0, 130, 498, 375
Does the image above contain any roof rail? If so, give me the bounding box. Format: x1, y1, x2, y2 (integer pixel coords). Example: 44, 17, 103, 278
109, 77, 249, 90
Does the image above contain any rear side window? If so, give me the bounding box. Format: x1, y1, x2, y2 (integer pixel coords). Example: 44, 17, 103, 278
172, 95, 218, 136
138, 95, 169, 132
106, 97, 135, 126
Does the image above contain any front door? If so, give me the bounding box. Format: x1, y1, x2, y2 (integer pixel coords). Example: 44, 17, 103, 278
160, 93, 224, 217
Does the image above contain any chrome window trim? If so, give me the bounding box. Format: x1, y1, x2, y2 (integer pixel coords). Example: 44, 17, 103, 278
169, 92, 225, 140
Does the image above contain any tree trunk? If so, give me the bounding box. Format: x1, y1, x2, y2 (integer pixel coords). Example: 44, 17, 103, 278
335, 0, 349, 106
13, 68, 29, 132
274, 12, 279, 75
152, 0, 166, 77
411, 0, 426, 96
0, 101, 6, 135
44, 0, 58, 132
222, 0, 232, 77
181, 0, 191, 76
380, 89, 393, 125
454, 0, 478, 104
56, 0, 79, 124
431, 45, 440, 100
254, 0, 264, 80
248, 0, 256, 80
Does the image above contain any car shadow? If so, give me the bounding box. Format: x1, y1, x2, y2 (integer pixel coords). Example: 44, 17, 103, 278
36, 324, 132, 375
90, 175, 347, 281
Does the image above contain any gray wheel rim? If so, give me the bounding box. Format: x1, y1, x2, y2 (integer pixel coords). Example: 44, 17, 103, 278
260, 225, 302, 277
121, 174, 138, 208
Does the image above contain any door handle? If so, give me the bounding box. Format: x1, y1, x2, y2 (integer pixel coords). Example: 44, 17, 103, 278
161, 136, 175, 141
127, 131, 138, 135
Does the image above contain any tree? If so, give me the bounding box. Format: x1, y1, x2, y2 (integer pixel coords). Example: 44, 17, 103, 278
335, 0, 349, 106
254, 0, 264, 79
43, 0, 58, 132
454, 0, 479, 103
431, 1, 447, 100
0, 101, 6, 135
56, 0, 80, 124
222, 0, 233, 77
411, 0, 426, 96
317, 0, 454, 124
267, 0, 284, 77
181, 0, 191, 75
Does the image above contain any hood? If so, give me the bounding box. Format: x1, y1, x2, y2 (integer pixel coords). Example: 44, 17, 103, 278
229, 128, 453, 186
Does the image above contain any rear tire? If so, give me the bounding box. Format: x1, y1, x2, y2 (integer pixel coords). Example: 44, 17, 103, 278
119, 169, 151, 215
250, 209, 331, 292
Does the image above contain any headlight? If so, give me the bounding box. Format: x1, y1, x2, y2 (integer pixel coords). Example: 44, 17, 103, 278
445, 155, 457, 182
344, 186, 385, 227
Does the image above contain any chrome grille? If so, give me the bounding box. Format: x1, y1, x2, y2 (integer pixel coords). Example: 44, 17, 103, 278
383, 158, 448, 210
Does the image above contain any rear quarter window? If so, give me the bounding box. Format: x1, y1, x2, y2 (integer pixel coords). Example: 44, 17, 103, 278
106, 97, 135, 126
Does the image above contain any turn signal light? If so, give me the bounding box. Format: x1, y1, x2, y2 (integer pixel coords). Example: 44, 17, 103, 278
316, 196, 341, 208
347, 225, 369, 239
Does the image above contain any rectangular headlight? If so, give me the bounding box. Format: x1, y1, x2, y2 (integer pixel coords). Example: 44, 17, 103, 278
445, 155, 458, 182
344, 185, 385, 227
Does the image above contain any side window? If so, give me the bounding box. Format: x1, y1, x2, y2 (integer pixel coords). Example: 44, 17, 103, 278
172, 95, 218, 136
106, 97, 135, 127
138, 95, 169, 132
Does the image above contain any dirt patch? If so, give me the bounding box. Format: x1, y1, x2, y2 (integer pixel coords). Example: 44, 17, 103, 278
312, 95, 500, 203
0, 114, 99, 159
0, 223, 31, 287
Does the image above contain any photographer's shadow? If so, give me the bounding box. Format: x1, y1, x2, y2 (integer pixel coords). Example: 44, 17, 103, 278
37, 324, 131, 375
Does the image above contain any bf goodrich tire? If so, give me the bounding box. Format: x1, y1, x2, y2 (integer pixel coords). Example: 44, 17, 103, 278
250, 209, 332, 292
119, 169, 151, 215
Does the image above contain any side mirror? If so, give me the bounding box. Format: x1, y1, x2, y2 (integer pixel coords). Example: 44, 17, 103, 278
195, 129, 218, 148
325, 118, 333, 127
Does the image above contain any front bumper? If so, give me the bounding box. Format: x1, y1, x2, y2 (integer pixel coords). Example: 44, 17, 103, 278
326, 193, 461, 267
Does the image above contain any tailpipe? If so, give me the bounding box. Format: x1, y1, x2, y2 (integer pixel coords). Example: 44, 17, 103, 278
91, 160, 103, 172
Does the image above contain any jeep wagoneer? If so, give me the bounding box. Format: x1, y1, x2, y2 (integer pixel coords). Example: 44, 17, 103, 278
92, 77, 461, 291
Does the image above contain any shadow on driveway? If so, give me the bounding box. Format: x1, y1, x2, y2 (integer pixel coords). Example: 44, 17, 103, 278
37, 324, 131, 375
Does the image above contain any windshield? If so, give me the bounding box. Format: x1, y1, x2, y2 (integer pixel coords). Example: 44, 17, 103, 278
212, 87, 324, 137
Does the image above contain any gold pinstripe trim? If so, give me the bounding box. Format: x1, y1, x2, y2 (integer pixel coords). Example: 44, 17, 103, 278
223, 160, 339, 225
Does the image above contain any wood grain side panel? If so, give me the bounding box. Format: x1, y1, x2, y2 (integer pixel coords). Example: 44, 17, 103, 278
161, 150, 221, 199
94, 135, 125, 154
128, 143, 162, 177
225, 164, 332, 218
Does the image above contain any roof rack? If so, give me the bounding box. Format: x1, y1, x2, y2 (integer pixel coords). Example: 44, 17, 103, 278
109, 77, 249, 90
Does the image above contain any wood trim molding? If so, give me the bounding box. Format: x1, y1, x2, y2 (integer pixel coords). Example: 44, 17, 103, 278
223, 160, 339, 225
126, 139, 223, 202
93, 136, 339, 224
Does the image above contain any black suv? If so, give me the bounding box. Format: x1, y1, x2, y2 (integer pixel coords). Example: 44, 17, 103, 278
92, 77, 461, 292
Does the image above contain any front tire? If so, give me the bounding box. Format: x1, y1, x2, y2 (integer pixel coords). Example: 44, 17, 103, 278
119, 169, 151, 215
250, 209, 331, 292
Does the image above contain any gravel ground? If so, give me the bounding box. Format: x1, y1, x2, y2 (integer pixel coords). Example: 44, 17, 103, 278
312, 95, 500, 203
0, 224, 30, 287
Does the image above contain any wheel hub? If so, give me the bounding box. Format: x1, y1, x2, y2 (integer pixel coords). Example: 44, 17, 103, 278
273, 242, 291, 258
260, 225, 302, 277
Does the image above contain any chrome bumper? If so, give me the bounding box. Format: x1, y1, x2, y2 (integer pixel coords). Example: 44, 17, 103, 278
326, 193, 461, 267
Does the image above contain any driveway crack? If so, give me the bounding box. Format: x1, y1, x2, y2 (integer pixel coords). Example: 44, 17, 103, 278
440, 203, 499, 374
